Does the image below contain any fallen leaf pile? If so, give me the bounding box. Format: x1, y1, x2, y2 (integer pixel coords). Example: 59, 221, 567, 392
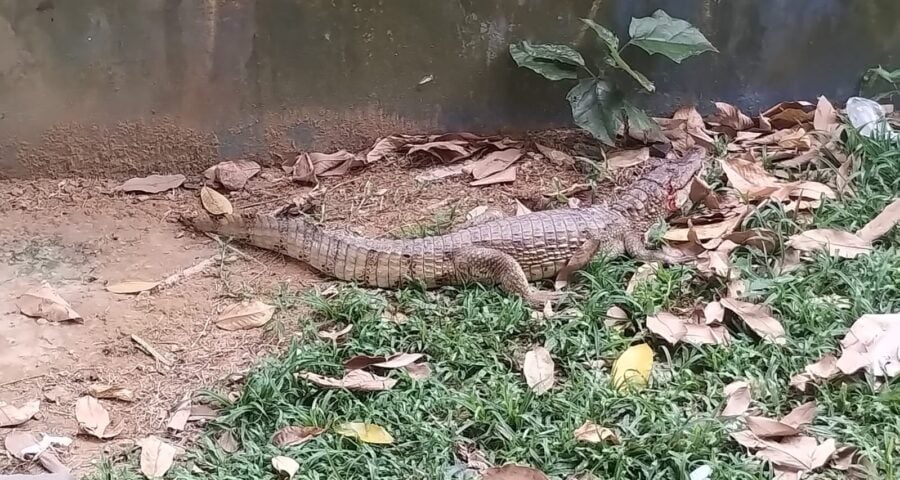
297, 349, 430, 393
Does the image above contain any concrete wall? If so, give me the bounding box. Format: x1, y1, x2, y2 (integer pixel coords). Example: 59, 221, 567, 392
0, 0, 897, 177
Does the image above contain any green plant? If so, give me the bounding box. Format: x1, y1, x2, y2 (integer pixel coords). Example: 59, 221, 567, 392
861, 65, 900, 102
509, 10, 717, 146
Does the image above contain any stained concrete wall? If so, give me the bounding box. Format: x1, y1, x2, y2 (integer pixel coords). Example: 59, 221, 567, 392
0, 0, 897, 177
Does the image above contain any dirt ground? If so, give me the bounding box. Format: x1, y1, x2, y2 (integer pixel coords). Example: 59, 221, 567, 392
0, 135, 592, 476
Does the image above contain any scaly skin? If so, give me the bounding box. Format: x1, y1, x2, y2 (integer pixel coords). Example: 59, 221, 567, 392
186, 147, 706, 306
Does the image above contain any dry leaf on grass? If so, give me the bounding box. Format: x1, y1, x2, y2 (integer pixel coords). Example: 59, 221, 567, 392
200, 186, 234, 215
523, 346, 555, 395
87, 384, 134, 402
689, 176, 720, 210
756, 436, 835, 476
712, 102, 754, 131
344, 353, 425, 371
673, 106, 717, 147
366, 135, 409, 163
721, 297, 786, 344
317, 323, 353, 341
403, 362, 433, 380
106, 280, 159, 294
573, 420, 619, 444
217, 430, 239, 453
482, 464, 549, 480
704, 301, 725, 325
721, 381, 751, 417
626, 262, 659, 294
0, 399, 40, 427
118, 174, 186, 193
272, 426, 325, 447
18, 282, 82, 323
138, 435, 180, 479
786, 229, 873, 259
203, 160, 261, 190
216, 300, 276, 331
781, 401, 817, 429
3, 431, 70, 474
515, 199, 533, 216
836, 313, 900, 377
604, 306, 629, 329
855, 198, 900, 243
646, 312, 687, 345
469, 149, 522, 179
746, 416, 801, 438
611, 343, 653, 391
647, 312, 730, 346
75, 396, 121, 439
763, 101, 815, 129
606, 147, 649, 170
664, 209, 746, 242
335, 422, 394, 444
790, 354, 840, 391
470, 166, 517, 186
297, 370, 397, 392
272, 455, 299, 478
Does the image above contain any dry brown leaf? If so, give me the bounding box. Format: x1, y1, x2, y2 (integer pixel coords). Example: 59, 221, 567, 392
786, 229, 873, 259
703, 301, 725, 325
288, 150, 361, 182
730, 430, 766, 450
763, 101, 815, 129
721, 381, 751, 417
317, 323, 353, 341
469, 149, 522, 179
814, 96, 839, 132
404, 362, 433, 380
606, 147, 649, 170
200, 186, 234, 215
217, 430, 239, 453
272, 455, 299, 478
646, 312, 687, 345
720, 155, 781, 198
167, 397, 191, 431
189, 404, 219, 422
139, 435, 179, 479
87, 384, 135, 402
626, 262, 658, 293
554, 239, 601, 290
297, 370, 397, 392
836, 314, 900, 377
106, 280, 159, 294
75, 396, 121, 439
515, 199, 533, 216
689, 177, 720, 210
343, 355, 387, 370
523, 346, 555, 395
407, 140, 470, 163
367, 135, 408, 163
272, 426, 325, 447
373, 353, 425, 369
746, 416, 800, 438
535, 143, 574, 165
415, 164, 466, 183
856, 198, 900, 243
0, 400, 40, 427
216, 300, 276, 331
3, 431, 70, 474
683, 323, 732, 346
203, 160, 261, 191
712, 102, 754, 131
482, 464, 550, 480
791, 354, 839, 391
604, 306, 628, 329
755, 436, 835, 474
573, 420, 619, 444
673, 106, 716, 147
17, 282, 82, 322
664, 212, 745, 242
119, 174, 186, 193
781, 401, 817, 429
470, 166, 517, 186
721, 297, 786, 344
723, 229, 779, 252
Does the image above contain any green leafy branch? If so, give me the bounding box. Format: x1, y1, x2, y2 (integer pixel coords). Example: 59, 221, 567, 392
861, 65, 900, 102
509, 10, 717, 146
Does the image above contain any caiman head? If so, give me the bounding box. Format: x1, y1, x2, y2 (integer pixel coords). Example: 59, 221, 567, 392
636, 146, 707, 216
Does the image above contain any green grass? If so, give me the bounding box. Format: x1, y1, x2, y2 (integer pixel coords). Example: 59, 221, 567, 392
91, 129, 900, 480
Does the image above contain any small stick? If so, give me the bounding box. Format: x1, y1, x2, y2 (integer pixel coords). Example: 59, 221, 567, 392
159, 255, 219, 288
0, 373, 45, 388
131, 334, 174, 367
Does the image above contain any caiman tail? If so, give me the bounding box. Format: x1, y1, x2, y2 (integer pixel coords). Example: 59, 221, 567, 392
184, 212, 444, 288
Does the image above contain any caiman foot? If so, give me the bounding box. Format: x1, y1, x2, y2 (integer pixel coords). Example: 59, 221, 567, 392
452, 247, 565, 308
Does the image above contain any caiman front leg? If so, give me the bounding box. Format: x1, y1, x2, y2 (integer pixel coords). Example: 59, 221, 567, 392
624, 234, 694, 265
452, 247, 564, 307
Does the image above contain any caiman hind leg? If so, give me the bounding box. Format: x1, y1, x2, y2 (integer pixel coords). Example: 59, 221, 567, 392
452, 247, 564, 307
624, 234, 694, 264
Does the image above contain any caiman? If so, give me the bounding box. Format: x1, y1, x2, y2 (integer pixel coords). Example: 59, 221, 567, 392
185, 147, 705, 306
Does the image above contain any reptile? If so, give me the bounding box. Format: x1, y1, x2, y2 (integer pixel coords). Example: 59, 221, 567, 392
185, 147, 705, 306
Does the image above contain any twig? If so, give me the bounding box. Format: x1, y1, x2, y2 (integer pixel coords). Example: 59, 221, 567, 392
131, 334, 174, 367
159, 255, 220, 288
0, 373, 45, 388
